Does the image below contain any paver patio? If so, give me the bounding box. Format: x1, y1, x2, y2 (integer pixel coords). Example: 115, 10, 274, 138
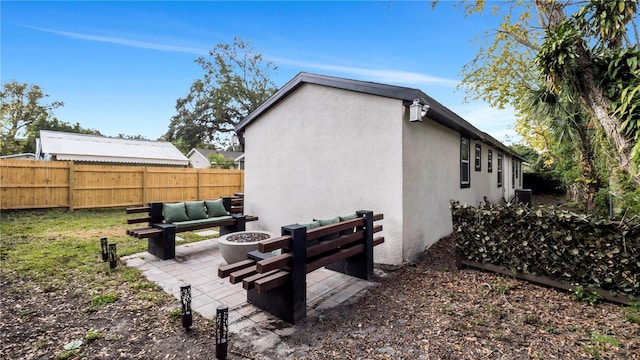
122, 235, 377, 333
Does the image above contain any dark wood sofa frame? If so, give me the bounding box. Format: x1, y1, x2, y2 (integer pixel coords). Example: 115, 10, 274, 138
218, 210, 384, 324
126, 195, 258, 260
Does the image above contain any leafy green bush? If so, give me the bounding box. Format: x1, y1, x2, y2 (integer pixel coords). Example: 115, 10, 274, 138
451, 201, 640, 299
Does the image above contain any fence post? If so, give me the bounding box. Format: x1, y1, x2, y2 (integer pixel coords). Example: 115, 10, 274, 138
68, 161, 75, 211
142, 167, 148, 206
197, 169, 202, 200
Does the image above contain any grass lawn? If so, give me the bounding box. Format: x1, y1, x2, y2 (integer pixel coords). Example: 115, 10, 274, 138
0, 208, 218, 359
2, 207, 639, 359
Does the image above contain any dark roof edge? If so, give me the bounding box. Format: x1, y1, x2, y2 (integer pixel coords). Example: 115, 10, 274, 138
236, 72, 521, 159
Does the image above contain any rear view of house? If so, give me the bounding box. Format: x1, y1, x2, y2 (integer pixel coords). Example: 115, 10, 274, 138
236, 72, 524, 267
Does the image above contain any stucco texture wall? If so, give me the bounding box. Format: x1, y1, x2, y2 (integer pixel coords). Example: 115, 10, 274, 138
243, 84, 405, 265
243, 82, 523, 266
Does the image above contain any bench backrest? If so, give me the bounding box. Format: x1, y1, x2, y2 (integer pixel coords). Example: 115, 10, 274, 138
126, 195, 245, 225
255, 211, 383, 278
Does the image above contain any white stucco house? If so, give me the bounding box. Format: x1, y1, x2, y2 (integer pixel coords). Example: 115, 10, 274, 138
236, 72, 524, 267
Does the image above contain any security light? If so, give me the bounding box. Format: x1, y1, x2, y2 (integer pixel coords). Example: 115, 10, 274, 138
409, 99, 430, 122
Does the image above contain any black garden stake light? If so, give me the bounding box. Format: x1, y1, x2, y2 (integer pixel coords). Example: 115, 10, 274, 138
100, 237, 108, 262
180, 284, 192, 329
108, 243, 117, 269
215, 305, 229, 359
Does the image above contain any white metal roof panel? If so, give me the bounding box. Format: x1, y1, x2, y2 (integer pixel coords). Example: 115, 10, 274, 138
39, 130, 189, 165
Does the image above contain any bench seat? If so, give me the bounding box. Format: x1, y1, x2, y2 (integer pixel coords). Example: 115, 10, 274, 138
126, 196, 257, 260
171, 215, 234, 230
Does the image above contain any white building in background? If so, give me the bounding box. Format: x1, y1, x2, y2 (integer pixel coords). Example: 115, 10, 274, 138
236, 73, 524, 267
36, 130, 189, 166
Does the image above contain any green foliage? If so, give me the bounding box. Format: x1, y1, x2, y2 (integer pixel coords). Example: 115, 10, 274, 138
623, 301, 640, 324
445, 0, 640, 185
165, 37, 278, 151
208, 152, 237, 169
451, 201, 640, 299
595, 48, 640, 168
582, 330, 622, 359
509, 144, 539, 170
0, 81, 64, 155
54, 349, 77, 360
572, 285, 603, 305
85, 330, 101, 342
169, 308, 182, 319
90, 292, 119, 309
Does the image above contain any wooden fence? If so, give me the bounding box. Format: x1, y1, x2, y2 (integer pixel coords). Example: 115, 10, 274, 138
0, 160, 244, 210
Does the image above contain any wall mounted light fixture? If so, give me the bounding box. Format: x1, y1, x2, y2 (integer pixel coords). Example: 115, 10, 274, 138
409, 99, 430, 122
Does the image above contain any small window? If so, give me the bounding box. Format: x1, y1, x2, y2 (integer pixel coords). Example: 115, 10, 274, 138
488, 149, 493, 173
475, 144, 482, 171
519, 161, 523, 186
497, 153, 503, 187
512, 159, 516, 189
460, 137, 470, 188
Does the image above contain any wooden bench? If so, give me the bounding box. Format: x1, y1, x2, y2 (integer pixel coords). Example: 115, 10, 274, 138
218, 210, 383, 324
126, 195, 258, 260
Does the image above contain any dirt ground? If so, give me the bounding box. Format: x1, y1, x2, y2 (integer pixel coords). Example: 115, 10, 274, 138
2, 231, 639, 359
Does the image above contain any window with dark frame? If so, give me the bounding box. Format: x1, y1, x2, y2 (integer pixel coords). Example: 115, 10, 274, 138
488, 149, 493, 173
519, 161, 523, 186
475, 144, 481, 171
512, 159, 516, 188
497, 153, 503, 187
460, 137, 470, 188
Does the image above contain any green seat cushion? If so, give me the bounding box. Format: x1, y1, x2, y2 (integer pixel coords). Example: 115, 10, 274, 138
185, 201, 207, 220
163, 202, 189, 223
173, 215, 233, 229
205, 199, 228, 217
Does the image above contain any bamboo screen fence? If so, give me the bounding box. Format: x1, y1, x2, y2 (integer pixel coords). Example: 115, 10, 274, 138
0, 160, 244, 210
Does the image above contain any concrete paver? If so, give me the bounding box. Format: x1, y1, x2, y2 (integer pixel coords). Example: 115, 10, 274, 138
122, 236, 378, 356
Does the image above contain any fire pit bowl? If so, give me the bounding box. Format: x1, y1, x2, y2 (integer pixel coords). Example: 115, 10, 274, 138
217, 231, 274, 264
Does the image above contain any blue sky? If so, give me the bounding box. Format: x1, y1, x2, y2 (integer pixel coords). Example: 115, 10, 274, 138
2, 1, 519, 144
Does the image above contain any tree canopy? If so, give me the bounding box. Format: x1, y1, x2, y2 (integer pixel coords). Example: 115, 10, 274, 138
1, 81, 64, 156
164, 37, 278, 153
0, 81, 103, 156
437, 0, 640, 213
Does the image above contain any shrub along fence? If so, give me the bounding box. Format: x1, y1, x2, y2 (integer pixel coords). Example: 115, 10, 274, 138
0, 159, 244, 210
451, 201, 640, 303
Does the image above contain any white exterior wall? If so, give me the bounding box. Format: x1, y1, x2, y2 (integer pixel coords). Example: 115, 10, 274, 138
401, 113, 461, 261
243, 83, 523, 266
243, 84, 405, 265
189, 153, 210, 168
399, 115, 522, 262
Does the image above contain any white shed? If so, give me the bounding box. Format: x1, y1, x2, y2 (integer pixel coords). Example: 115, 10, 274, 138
36, 130, 189, 166
236, 73, 524, 267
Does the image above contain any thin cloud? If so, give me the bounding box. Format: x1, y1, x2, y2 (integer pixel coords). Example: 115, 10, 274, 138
22, 25, 208, 55
271, 56, 459, 87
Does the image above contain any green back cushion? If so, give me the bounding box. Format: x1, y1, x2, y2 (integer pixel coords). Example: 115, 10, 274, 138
339, 213, 358, 235
163, 202, 189, 223
205, 199, 228, 217
185, 201, 207, 220
339, 214, 358, 222
302, 220, 321, 229
315, 217, 341, 226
